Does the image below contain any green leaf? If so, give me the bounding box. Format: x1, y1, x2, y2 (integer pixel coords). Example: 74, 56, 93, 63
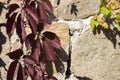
100, 7, 111, 16
117, 13, 120, 18
90, 18, 99, 31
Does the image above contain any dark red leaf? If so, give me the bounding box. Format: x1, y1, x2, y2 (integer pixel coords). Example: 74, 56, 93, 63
24, 63, 35, 78
25, 0, 31, 5
7, 60, 20, 80
25, 62, 43, 80
44, 76, 57, 80
26, 14, 37, 35
23, 55, 37, 65
16, 14, 26, 43
39, 62, 45, 72
6, 4, 19, 18
41, 0, 53, 13
7, 49, 23, 59
44, 22, 51, 29
43, 32, 61, 49
31, 37, 41, 63
38, 3, 47, 22
24, 5, 39, 24
6, 13, 17, 38
33, 65, 42, 80
25, 33, 36, 50
17, 64, 25, 80
42, 37, 56, 62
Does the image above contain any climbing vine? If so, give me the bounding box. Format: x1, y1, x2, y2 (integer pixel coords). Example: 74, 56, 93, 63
90, 0, 120, 30
6, 0, 62, 80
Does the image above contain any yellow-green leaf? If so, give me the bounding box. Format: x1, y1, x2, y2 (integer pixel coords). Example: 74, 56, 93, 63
100, 7, 111, 16
90, 18, 99, 31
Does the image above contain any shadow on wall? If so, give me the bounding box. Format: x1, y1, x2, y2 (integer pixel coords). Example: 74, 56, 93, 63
45, 48, 68, 76
0, 58, 7, 80
57, 0, 61, 5
76, 76, 92, 80
0, 24, 6, 54
70, 3, 78, 16
93, 24, 120, 48
0, 1, 8, 16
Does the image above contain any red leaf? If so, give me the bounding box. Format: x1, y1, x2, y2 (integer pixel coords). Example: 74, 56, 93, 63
25, 34, 41, 62
44, 76, 58, 80
26, 14, 37, 35
6, 13, 17, 38
17, 64, 25, 80
7, 60, 20, 80
41, 0, 53, 13
24, 63, 35, 78
38, 3, 47, 22
24, 5, 39, 24
44, 22, 51, 29
42, 37, 56, 62
7, 49, 23, 60
33, 65, 42, 80
6, 4, 19, 18
23, 55, 37, 65
31, 37, 41, 63
25, 33, 36, 50
25, 63, 43, 80
16, 14, 26, 43
43, 32, 61, 49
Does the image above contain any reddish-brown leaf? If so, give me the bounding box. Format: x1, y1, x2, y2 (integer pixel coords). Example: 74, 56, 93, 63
24, 5, 39, 24
6, 4, 19, 18
16, 14, 26, 43
6, 13, 17, 38
31, 37, 41, 63
23, 55, 37, 65
33, 66, 42, 80
43, 32, 61, 49
42, 37, 56, 62
24, 63, 35, 79
41, 0, 53, 13
7, 60, 20, 80
17, 64, 25, 80
7, 49, 23, 60
26, 14, 37, 35
43, 22, 51, 29
43, 76, 58, 80
25, 33, 36, 50
38, 3, 47, 22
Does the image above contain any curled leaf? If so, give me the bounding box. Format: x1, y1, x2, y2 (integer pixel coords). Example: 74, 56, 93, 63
7, 49, 23, 60
16, 14, 26, 43
43, 32, 61, 49
7, 60, 20, 80
42, 37, 56, 62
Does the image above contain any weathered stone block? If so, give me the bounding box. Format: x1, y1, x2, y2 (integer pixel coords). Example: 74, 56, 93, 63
71, 29, 120, 80
51, 0, 100, 19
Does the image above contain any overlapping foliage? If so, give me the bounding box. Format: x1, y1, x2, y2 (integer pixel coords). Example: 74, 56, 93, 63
6, 0, 61, 80
90, 0, 120, 30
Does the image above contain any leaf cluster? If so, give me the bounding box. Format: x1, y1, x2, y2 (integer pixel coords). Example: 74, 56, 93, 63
90, 0, 120, 30
6, 0, 63, 80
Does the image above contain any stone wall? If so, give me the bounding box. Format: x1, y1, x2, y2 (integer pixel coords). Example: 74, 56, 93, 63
0, 0, 120, 80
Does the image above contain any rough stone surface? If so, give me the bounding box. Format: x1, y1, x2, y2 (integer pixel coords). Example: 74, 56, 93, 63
71, 29, 120, 80
0, 26, 10, 80
51, 0, 100, 19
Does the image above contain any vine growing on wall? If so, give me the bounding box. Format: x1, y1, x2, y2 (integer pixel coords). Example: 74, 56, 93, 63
90, 0, 120, 30
6, 0, 62, 80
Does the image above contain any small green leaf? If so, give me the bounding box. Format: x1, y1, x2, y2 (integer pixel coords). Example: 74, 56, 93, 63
90, 18, 99, 31
117, 13, 120, 18
100, 7, 111, 16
